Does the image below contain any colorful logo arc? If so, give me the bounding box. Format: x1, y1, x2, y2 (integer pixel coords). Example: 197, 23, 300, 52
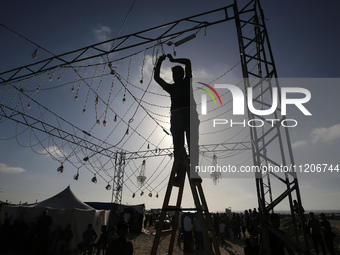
197, 82, 223, 106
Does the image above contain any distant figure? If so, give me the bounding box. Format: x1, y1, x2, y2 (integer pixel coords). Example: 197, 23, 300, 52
95, 225, 109, 255
244, 238, 255, 255
106, 220, 133, 255
320, 213, 335, 255
36, 209, 53, 255
307, 212, 326, 255
154, 54, 201, 183
183, 213, 193, 252
57, 224, 73, 254
260, 213, 294, 255
219, 220, 226, 246
78, 224, 98, 254
193, 215, 203, 250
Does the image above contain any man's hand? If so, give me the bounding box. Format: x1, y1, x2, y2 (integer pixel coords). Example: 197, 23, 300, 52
167, 54, 175, 62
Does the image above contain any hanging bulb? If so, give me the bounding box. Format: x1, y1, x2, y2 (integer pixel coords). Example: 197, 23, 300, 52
140, 191, 144, 196
110, 70, 116, 75
91, 175, 97, 183
95, 96, 99, 105
156, 193, 159, 198
73, 173, 79, 180
83, 156, 89, 162
108, 62, 112, 68
173, 50, 177, 57
122, 96, 126, 104
57, 164, 64, 173
114, 115, 117, 122
125, 127, 129, 135
71, 87, 75, 93
49, 76, 53, 81
31, 48, 39, 58
27, 104, 31, 110
35, 87, 40, 92
140, 79, 143, 84
96, 119, 100, 125
132, 193, 135, 198
74, 96, 78, 101
147, 143, 150, 150
105, 183, 111, 190
167, 41, 173, 46
148, 192, 152, 197
103, 120, 107, 127
82, 108, 86, 114
57, 77, 61, 81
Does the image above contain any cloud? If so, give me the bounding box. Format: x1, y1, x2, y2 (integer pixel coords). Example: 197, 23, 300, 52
0, 163, 26, 174
292, 140, 307, 149
39, 146, 66, 158
93, 25, 112, 41
311, 123, 340, 144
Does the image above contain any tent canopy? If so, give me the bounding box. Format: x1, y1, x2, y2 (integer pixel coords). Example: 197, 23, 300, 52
33, 186, 94, 210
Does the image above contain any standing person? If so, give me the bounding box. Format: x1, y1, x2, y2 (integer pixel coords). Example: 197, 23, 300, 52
154, 54, 201, 183
320, 213, 335, 255
36, 210, 53, 255
193, 215, 203, 250
107, 220, 133, 255
307, 212, 326, 255
183, 213, 193, 252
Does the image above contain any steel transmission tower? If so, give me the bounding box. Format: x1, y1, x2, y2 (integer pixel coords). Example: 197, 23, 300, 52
0, 0, 311, 253
233, 0, 310, 253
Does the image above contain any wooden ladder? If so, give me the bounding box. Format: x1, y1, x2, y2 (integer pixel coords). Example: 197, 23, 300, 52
151, 150, 221, 255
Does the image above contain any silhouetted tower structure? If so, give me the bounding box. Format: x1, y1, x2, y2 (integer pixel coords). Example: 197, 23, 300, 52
111, 151, 126, 204
233, 0, 310, 253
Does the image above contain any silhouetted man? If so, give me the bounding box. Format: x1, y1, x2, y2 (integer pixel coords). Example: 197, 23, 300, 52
154, 54, 201, 183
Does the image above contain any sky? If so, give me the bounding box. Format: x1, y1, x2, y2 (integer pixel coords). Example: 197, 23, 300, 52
0, 0, 340, 213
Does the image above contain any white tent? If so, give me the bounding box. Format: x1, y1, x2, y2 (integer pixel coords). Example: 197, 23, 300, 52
0, 186, 110, 250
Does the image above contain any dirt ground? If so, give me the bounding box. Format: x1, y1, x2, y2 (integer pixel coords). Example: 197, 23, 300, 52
129, 215, 340, 255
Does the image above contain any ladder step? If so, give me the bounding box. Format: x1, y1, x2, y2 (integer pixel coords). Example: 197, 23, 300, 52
159, 229, 175, 237
163, 205, 179, 211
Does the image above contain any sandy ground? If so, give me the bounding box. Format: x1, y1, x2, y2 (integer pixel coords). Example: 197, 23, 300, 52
129, 216, 340, 255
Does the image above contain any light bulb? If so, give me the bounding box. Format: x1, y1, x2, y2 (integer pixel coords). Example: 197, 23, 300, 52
103, 120, 107, 127
74, 173, 79, 180
35, 88, 40, 92
132, 193, 135, 198
140, 191, 144, 196
27, 104, 31, 110
83, 156, 89, 161
140, 79, 143, 84
147, 144, 150, 150
91, 175, 97, 183
114, 115, 117, 122
105, 184, 111, 190
156, 193, 159, 198
58, 77, 61, 81
57, 165, 64, 173
74, 96, 78, 101
148, 193, 152, 197
71, 87, 75, 93
31, 48, 39, 58
125, 127, 129, 135
49, 77, 53, 81
82, 109, 86, 114
122, 97, 126, 104
96, 119, 100, 124
95, 96, 98, 105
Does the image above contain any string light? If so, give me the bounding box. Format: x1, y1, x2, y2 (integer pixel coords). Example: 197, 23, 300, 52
148, 192, 152, 197
105, 183, 112, 190
140, 191, 144, 196
74, 173, 79, 180
31, 48, 39, 58
57, 164, 64, 173
91, 174, 97, 183
132, 193, 135, 198
114, 114, 117, 122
